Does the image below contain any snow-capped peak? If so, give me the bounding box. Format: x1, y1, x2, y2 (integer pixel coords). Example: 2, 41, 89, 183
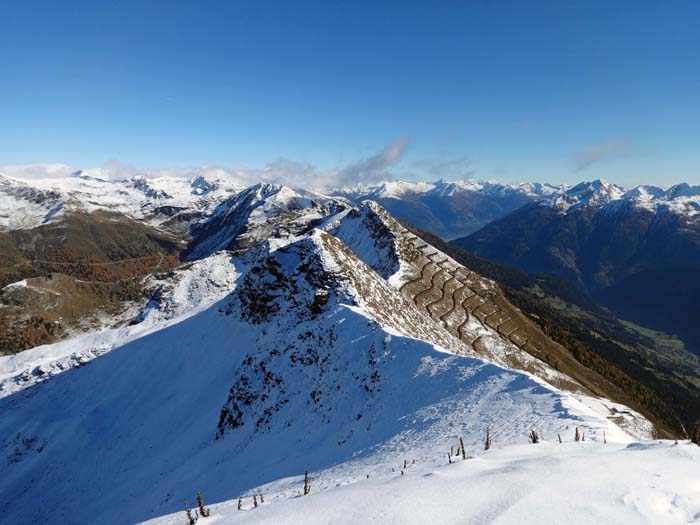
548, 179, 627, 212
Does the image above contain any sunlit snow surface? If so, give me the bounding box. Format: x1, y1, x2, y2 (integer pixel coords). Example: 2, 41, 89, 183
145, 441, 700, 525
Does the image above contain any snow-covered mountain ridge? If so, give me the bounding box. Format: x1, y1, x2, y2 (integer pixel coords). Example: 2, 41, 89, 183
0, 216, 652, 524
340, 177, 700, 218
3, 172, 699, 236
0, 171, 244, 231
0, 175, 690, 524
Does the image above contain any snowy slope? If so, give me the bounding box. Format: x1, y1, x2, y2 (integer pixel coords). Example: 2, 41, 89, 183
144, 440, 700, 525
0, 174, 64, 229
0, 252, 241, 397
0, 171, 244, 231
0, 227, 647, 525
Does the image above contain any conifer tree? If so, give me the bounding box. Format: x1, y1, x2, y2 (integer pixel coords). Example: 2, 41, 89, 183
484, 426, 492, 451
253, 495, 258, 508
237, 497, 242, 511
459, 437, 466, 460
574, 427, 581, 442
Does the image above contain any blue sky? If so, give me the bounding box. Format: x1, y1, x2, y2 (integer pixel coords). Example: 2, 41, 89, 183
1, 1, 699, 186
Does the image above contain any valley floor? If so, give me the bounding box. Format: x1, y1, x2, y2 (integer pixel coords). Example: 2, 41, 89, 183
144, 440, 700, 525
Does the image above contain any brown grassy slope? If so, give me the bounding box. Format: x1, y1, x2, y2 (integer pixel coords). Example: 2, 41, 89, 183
0, 211, 186, 355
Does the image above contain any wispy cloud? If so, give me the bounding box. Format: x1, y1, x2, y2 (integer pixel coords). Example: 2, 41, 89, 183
336, 136, 409, 186
573, 140, 628, 172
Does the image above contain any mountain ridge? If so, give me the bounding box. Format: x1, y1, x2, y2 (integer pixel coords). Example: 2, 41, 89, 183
0, 208, 650, 524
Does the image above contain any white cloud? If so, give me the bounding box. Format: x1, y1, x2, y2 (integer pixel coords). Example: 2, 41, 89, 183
336, 136, 409, 187
0, 137, 410, 190
0, 162, 76, 179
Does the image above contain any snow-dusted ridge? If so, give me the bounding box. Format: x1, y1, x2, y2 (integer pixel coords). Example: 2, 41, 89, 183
0, 171, 245, 231
0, 212, 655, 524
0, 175, 685, 524
336, 177, 700, 220
3, 173, 700, 233
335, 178, 561, 201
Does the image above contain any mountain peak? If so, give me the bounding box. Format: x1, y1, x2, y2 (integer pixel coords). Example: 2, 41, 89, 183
549, 179, 626, 211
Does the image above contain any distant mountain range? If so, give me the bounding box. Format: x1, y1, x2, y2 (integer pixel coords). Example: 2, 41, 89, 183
336, 179, 560, 240
337, 178, 700, 240
447, 179, 700, 354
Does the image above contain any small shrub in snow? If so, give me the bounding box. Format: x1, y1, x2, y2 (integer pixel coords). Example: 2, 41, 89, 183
196, 490, 210, 518
183, 500, 197, 525
237, 497, 242, 511
528, 430, 539, 444
447, 451, 452, 464
303, 471, 310, 495
575, 427, 581, 442
253, 495, 258, 508
484, 427, 492, 451
459, 437, 466, 460
558, 433, 562, 444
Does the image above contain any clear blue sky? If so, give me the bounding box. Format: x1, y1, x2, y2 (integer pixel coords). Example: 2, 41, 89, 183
2, 0, 699, 185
